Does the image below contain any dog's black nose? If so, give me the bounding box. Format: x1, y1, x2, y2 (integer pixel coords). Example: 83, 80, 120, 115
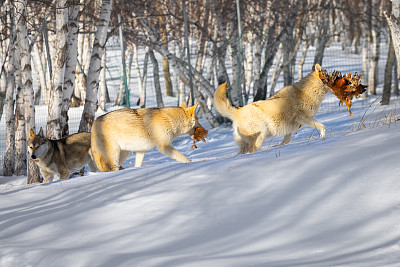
31, 155, 37, 160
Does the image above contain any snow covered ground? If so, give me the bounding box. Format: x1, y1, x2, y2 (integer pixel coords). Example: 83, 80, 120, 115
0, 97, 399, 267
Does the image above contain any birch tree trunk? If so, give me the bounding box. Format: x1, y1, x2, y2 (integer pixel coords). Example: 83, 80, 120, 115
149, 49, 164, 108
134, 45, 148, 108
244, 37, 253, 98
79, 0, 113, 133
42, 19, 52, 105
161, 27, 174, 97
33, 40, 47, 105
253, 37, 262, 97
361, 36, 369, 98
15, 0, 41, 182
298, 40, 308, 80
47, 0, 68, 139
126, 46, 133, 91
254, 21, 287, 101
269, 43, 283, 95
394, 63, 399, 96
99, 49, 108, 111
368, 0, 382, 95
14, 43, 26, 176
115, 41, 127, 106
382, 37, 395, 105
61, 2, 80, 136
3, 0, 16, 176
368, 27, 380, 95
227, 23, 241, 107
75, 3, 86, 102
385, 0, 400, 80
314, 17, 330, 66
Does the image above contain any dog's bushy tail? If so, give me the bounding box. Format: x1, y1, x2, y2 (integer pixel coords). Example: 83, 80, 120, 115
213, 81, 238, 121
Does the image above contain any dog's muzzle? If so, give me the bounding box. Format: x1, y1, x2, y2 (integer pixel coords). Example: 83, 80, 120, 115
31, 155, 39, 162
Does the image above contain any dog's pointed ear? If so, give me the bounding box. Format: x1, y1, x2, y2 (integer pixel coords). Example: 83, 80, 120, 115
180, 101, 187, 108
188, 103, 199, 115
313, 64, 322, 73
30, 128, 35, 137
39, 127, 44, 137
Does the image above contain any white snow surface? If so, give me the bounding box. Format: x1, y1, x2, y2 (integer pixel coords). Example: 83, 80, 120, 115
1, 100, 400, 267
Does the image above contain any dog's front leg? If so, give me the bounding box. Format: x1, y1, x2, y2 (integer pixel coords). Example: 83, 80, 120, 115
135, 151, 146, 167
41, 170, 55, 183
280, 133, 293, 145
297, 118, 326, 138
59, 170, 71, 179
158, 145, 190, 163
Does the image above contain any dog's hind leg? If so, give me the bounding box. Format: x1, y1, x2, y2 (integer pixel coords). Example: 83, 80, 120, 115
249, 132, 264, 153
119, 150, 130, 168
91, 149, 110, 172
234, 129, 249, 154
101, 142, 122, 171
135, 151, 146, 167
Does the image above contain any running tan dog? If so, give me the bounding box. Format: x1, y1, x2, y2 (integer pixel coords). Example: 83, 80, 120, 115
27, 128, 97, 183
214, 64, 333, 154
90, 103, 204, 171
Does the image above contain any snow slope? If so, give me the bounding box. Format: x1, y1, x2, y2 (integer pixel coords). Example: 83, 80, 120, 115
0, 99, 400, 267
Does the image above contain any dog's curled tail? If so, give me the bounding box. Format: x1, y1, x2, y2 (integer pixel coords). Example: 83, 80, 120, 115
213, 81, 238, 121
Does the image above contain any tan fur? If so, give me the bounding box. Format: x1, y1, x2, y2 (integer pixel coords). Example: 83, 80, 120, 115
27, 128, 98, 183
214, 64, 332, 153
90, 103, 203, 171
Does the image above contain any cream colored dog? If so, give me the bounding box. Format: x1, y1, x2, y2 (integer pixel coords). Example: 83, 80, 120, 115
90, 103, 203, 171
214, 64, 332, 153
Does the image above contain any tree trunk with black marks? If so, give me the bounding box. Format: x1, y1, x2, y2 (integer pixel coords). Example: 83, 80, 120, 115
79, 0, 113, 133
47, 0, 68, 139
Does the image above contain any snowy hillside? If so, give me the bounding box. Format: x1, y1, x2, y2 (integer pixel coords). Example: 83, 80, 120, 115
0, 99, 399, 267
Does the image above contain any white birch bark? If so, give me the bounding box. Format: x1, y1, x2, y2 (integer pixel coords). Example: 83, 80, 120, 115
382, 37, 395, 105
115, 49, 126, 106
314, 15, 330, 66
253, 37, 262, 97
385, 1, 400, 79
368, 0, 382, 95
134, 44, 148, 108
75, 2, 85, 102
33, 41, 47, 105
15, 0, 41, 182
126, 46, 133, 91
47, 0, 68, 139
3, 0, 16, 176
61, 3, 80, 136
42, 19, 52, 105
99, 48, 109, 111
149, 49, 164, 108
227, 20, 241, 107
13, 41, 26, 176
244, 37, 253, 98
79, 0, 113, 132
269, 43, 283, 95
298, 40, 308, 80
368, 27, 380, 95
